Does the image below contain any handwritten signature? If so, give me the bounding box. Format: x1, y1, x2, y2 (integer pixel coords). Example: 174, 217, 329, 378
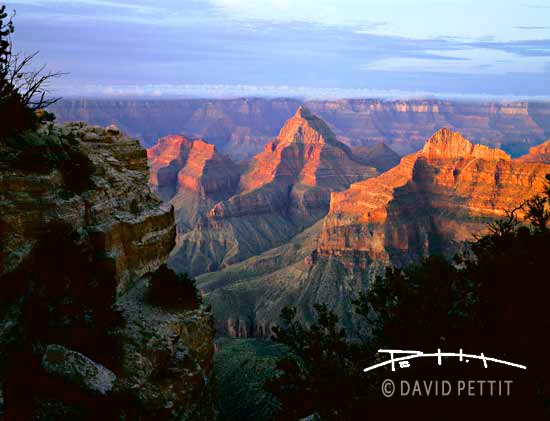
363, 349, 526, 372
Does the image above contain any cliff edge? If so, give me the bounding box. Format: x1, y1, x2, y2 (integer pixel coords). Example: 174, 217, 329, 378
0, 120, 215, 419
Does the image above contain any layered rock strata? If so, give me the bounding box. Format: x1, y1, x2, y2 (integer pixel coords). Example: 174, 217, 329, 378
318, 128, 550, 269
0, 122, 175, 294
51, 98, 302, 159
169, 107, 378, 275
306, 99, 550, 155
147, 135, 240, 232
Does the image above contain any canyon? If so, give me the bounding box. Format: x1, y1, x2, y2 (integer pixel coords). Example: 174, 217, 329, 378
44, 100, 550, 345
144, 104, 550, 338
150, 107, 380, 276
51, 98, 550, 160
4, 102, 546, 416
194, 127, 550, 338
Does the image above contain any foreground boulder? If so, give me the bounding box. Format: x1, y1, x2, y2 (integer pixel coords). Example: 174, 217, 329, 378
42, 345, 117, 396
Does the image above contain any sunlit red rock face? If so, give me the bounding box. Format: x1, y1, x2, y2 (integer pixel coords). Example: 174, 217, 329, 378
218, 106, 378, 213
318, 128, 550, 271
169, 107, 379, 275
148, 135, 194, 201
239, 106, 377, 192
207, 107, 378, 224
147, 135, 241, 231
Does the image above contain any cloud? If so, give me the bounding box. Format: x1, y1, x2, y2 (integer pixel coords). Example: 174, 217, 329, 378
9, 0, 159, 13
54, 82, 550, 101
365, 47, 550, 75
468, 39, 550, 57
9, 0, 550, 97
514, 26, 550, 30
7, 0, 214, 26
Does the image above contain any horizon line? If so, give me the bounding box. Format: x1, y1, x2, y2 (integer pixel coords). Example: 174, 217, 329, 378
55, 94, 550, 104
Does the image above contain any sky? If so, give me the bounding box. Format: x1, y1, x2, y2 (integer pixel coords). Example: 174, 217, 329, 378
6, 0, 550, 99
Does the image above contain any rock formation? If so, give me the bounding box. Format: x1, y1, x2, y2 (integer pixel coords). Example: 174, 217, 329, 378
318, 128, 549, 270
147, 134, 241, 232
305, 99, 550, 155
0, 121, 215, 419
168, 107, 378, 276
0, 122, 175, 294
238, 106, 377, 192
199, 129, 550, 337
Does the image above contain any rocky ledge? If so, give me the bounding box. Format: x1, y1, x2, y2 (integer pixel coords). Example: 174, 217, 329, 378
0, 120, 214, 419
0, 121, 176, 294
114, 279, 215, 419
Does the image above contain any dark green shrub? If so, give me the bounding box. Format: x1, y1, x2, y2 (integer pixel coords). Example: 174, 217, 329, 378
148, 264, 203, 310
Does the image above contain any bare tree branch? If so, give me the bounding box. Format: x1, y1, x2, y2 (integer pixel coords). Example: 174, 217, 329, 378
2, 50, 67, 110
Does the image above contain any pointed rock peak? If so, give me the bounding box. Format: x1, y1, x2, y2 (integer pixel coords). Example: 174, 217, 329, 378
277, 106, 339, 145
295, 105, 312, 118
422, 128, 510, 161
424, 128, 470, 151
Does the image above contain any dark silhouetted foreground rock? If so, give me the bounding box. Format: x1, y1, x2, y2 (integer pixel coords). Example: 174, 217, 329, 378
0, 121, 215, 419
